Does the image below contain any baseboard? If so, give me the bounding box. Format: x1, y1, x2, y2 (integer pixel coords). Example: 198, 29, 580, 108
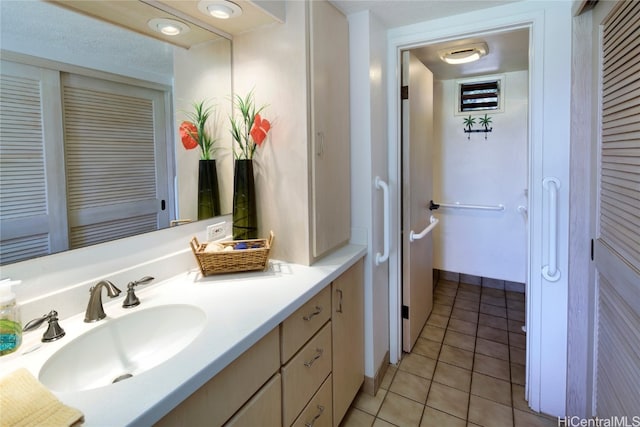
362, 350, 390, 395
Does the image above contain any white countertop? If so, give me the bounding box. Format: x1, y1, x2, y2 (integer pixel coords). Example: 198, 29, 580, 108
0, 244, 366, 426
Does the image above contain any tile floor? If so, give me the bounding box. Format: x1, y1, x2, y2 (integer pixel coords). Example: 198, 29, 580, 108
342, 279, 558, 427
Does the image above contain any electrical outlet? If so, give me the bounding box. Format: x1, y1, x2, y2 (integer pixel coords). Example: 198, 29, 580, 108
207, 222, 227, 241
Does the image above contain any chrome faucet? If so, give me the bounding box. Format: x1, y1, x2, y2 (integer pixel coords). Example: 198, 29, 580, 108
84, 280, 121, 322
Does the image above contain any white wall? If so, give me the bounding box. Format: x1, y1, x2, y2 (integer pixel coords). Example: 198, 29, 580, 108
432, 71, 529, 283
174, 40, 234, 219
231, 0, 311, 265
349, 10, 390, 384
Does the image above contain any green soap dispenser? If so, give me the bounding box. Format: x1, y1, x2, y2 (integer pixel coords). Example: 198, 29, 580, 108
0, 279, 22, 356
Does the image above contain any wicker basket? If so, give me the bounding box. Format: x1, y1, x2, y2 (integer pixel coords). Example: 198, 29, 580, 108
190, 231, 274, 276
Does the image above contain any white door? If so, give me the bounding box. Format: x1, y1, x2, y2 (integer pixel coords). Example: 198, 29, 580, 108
401, 51, 435, 352
593, 0, 640, 416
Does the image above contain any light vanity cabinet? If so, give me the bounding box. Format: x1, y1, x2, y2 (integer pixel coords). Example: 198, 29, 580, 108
155, 327, 281, 427
155, 259, 363, 427
331, 260, 365, 426
308, 0, 351, 261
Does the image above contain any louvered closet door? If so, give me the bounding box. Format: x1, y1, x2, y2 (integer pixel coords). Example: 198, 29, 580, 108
594, 0, 640, 417
61, 74, 169, 248
0, 61, 67, 264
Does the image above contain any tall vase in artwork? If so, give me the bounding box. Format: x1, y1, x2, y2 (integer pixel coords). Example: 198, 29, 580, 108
198, 159, 221, 220
232, 159, 257, 240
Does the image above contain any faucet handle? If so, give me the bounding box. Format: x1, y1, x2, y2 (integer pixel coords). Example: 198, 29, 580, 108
24, 310, 65, 342
122, 276, 154, 308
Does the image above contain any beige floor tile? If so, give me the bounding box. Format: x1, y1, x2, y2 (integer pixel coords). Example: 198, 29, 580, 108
511, 363, 525, 386
439, 344, 474, 370
353, 387, 388, 416
341, 407, 375, 427
436, 279, 459, 289
476, 325, 509, 345
509, 332, 526, 349
372, 418, 397, 427
470, 372, 511, 407
433, 362, 472, 392
436, 285, 458, 296
435, 294, 455, 306
468, 395, 513, 427
399, 353, 437, 379
427, 313, 450, 328
426, 383, 469, 420
432, 303, 453, 317
514, 409, 557, 427
380, 364, 397, 390
511, 384, 534, 414
506, 299, 525, 311
378, 391, 424, 427
456, 290, 481, 302
475, 338, 509, 361
454, 299, 480, 312
390, 370, 431, 404
451, 308, 478, 324
447, 318, 478, 337
482, 288, 505, 298
508, 319, 526, 335
510, 346, 525, 366
413, 338, 442, 360
473, 354, 510, 381
458, 283, 481, 293
420, 406, 466, 427
478, 314, 508, 331
444, 330, 476, 352
421, 325, 446, 343
505, 291, 525, 301
480, 295, 506, 308
507, 309, 525, 322
479, 303, 507, 318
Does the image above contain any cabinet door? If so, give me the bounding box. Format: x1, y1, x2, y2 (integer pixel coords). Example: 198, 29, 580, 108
309, 0, 351, 259
331, 260, 364, 426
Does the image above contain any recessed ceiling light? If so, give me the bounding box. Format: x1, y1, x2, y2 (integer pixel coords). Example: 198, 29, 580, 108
147, 18, 190, 36
439, 42, 488, 65
198, 0, 243, 19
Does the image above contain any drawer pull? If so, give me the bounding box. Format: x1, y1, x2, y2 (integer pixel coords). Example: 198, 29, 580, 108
304, 405, 325, 427
304, 348, 324, 367
303, 306, 322, 321
336, 289, 343, 313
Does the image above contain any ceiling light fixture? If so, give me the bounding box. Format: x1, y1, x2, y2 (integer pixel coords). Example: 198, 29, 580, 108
197, 0, 243, 19
147, 18, 190, 36
439, 42, 488, 65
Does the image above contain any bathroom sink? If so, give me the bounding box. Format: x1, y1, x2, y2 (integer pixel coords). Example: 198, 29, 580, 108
39, 304, 206, 392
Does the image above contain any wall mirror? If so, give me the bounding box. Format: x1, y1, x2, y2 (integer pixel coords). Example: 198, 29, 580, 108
0, 0, 235, 266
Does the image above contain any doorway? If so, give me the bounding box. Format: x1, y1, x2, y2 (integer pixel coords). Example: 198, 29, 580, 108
388, 4, 574, 416
399, 27, 530, 356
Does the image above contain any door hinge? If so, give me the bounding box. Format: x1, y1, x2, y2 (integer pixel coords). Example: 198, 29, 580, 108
591, 238, 594, 261
402, 305, 409, 319
401, 85, 408, 100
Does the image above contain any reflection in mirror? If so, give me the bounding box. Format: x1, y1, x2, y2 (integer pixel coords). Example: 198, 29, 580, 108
0, 0, 232, 266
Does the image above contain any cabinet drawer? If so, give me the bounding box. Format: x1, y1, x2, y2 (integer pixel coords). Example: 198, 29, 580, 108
291, 374, 333, 427
282, 322, 332, 427
156, 328, 280, 427
225, 374, 281, 427
281, 286, 331, 363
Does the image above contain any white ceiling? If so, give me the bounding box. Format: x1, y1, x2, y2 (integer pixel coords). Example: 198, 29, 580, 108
330, 0, 530, 80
